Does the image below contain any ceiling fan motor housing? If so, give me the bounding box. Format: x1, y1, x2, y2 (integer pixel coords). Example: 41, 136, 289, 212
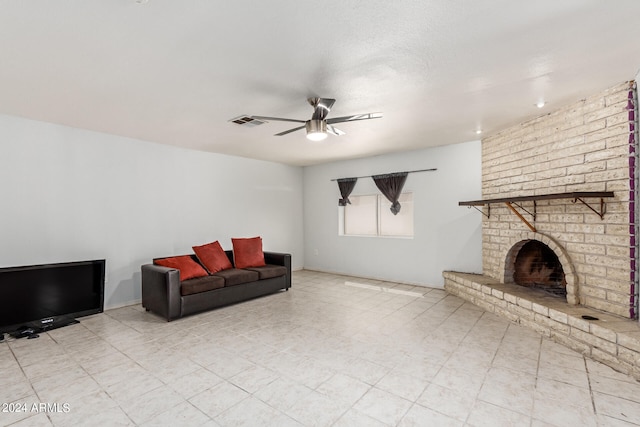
306, 119, 328, 141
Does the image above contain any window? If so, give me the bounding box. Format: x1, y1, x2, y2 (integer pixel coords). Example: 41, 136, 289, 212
340, 193, 414, 237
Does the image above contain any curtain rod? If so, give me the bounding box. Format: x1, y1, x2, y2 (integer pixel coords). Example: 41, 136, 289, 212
330, 168, 437, 181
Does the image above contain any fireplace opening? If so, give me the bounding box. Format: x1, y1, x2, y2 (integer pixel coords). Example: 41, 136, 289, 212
513, 240, 566, 297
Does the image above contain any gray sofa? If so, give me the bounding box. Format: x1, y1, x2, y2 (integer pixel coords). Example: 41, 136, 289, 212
141, 251, 291, 321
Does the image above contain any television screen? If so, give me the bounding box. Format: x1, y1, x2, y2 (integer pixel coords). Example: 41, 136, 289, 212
0, 260, 105, 334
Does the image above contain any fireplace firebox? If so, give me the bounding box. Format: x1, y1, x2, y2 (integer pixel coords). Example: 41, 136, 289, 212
513, 240, 566, 297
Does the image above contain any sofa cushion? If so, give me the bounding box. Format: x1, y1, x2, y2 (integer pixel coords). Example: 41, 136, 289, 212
193, 240, 233, 274
180, 275, 225, 296
154, 255, 208, 281
232, 236, 266, 269
214, 268, 260, 287
245, 264, 288, 280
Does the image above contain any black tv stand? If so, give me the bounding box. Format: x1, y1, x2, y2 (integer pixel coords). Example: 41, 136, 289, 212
11, 326, 38, 339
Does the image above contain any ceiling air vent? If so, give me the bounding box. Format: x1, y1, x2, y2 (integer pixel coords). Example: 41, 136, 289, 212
229, 115, 266, 127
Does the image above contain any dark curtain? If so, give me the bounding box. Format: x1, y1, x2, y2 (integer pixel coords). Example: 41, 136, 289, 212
337, 178, 358, 206
372, 172, 408, 215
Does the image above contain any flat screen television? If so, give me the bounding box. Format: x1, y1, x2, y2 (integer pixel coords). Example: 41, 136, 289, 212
0, 259, 105, 335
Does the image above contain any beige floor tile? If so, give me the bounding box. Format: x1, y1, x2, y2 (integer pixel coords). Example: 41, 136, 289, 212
335, 356, 390, 386
417, 383, 476, 422
285, 389, 349, 426
8, 412, 54, 427
537, 360, 590, 389
46, 390, 123, 427
399, 403, 463, 427
104, 370, 165, 405
477, 367, 536, 416
353, 387, 413, 426
595, 414, 640, 426
280, 355, 336, 389
316, 373, 371, 407
0, 394, 43, 426
52, 405, 135, 427
167, 368, 224, 400
374, 369, 429, 402
188, 381, 249, 418
492, 349, 539, 375
119, 386, 185, 425
254, 377, 314, 413
586, 359, 639, 384
140, 401, 209, 427
467, 400, 532, 427
431, 365, 486, 395
228, 364, 279, 394
0, 378, 33, 404
589, 374, 640, 402
593, 392, 640, 424
205, 354, 257, 380
534, 377, 593, 408
532, 398, 597, 427
539, 346, 586, 371
333, 408, 389, 427
215, 396, 302, 427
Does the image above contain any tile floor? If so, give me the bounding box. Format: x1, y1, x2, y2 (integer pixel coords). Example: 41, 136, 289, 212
1, 270, 640, 427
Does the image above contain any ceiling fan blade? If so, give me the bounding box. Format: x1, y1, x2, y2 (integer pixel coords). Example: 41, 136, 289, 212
251, 115, 306, 124
309, 98, 336, 121
326, 112, 383, 124
274, 125, 306, 136
327, 124, 346, 136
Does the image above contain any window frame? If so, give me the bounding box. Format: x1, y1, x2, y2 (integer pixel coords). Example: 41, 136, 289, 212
339, 192, 414, 238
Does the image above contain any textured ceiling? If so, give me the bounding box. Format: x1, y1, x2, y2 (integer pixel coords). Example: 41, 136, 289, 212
1, 1, 640, 166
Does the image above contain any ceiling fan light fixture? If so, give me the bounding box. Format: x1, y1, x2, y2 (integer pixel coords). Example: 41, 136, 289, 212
306, 120, 328, 141
250, 98, 380, 139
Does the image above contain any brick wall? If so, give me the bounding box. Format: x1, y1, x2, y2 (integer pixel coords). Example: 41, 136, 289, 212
481, 82, 634, 317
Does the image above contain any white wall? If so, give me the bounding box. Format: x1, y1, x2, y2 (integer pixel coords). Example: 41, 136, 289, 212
0, 114, 304, 309
303, 141, 482, 287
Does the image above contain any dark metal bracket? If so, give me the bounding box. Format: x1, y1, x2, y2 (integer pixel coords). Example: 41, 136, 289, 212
572, 197, 607, 220
467, 204, 490, 218
512, 201, 536, 221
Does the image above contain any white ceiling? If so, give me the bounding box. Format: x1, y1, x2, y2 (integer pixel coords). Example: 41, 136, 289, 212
1, 1, 640, 166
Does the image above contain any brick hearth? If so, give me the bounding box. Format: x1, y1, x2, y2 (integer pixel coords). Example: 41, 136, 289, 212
444, 271, 640, 380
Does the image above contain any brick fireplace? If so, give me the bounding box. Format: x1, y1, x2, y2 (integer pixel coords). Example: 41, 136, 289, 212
444, 81, 640, 380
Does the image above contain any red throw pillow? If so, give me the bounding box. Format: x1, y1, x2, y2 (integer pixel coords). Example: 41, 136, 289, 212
154, 256, 208, 281
193, 240, 233, 274
232, 237, 266, 269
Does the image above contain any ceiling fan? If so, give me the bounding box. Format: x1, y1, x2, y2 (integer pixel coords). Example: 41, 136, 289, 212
251, 98, 382, 141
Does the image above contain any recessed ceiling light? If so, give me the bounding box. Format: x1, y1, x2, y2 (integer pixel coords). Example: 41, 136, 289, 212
536, 100, 546, 108
476, 129, 482, 135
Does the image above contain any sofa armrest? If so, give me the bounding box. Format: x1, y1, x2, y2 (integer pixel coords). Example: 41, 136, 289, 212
141, 264, 182, 321
264, 252, 292, 289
